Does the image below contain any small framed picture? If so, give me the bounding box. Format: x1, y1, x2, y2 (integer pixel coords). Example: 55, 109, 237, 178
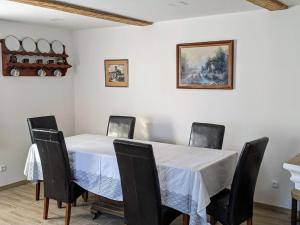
177, 40, 234, 89
105, 59, 129, 87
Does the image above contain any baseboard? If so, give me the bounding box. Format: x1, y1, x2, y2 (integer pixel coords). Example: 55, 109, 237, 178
254, 201, 290, 214
0, 180, 29, 191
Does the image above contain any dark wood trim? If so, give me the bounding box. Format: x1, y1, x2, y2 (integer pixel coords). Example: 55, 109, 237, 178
176, 40, 234, 90
10, 0, 153, 26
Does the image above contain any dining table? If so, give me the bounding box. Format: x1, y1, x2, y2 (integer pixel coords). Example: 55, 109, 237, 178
24, 134, 238, 225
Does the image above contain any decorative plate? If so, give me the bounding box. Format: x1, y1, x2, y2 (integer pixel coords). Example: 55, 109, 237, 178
5, 35, 20, 51
37, 39, 50, 53
51, 40, 64, 54
22, 37, 36, 52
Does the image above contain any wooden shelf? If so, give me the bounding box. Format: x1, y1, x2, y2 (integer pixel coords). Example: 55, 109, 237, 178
1, 39, 71, 77
3, 50, 69, 58
7, 62, 72, 69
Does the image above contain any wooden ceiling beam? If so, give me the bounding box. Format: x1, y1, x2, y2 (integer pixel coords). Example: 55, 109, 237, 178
247, 0, 288, 11
10, 0, 153, 26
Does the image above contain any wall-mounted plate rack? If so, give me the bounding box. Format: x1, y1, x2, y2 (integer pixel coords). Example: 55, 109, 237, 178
1, 39, 72, 77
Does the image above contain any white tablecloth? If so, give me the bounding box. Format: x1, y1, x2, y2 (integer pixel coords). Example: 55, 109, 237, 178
24, 134, 238, 225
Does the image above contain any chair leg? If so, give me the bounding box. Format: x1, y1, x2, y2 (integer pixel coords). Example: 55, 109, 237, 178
82, 191, 88, 202
35, 182, 40, 201
292, 198, 297, 225
57, 201, 62, 208
183, 214, 190, 225
247, 217, 253, 225
210, 216, 217, 225
65, 203, 72, 225
43, 197, 49, 220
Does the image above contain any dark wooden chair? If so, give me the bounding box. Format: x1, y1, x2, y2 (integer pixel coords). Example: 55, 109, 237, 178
32, 128, 87, 225
189, 122, 225, 149
114, 139, 182, 225
107, 116, 136, 139
27, 116, 88, 205
207, 137, 269, 225
27, 116, 58, 201
90, 116, 136, 217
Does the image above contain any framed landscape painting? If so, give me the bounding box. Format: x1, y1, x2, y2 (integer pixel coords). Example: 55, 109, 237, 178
105, 59, 128, 87
177, 40, 234, 89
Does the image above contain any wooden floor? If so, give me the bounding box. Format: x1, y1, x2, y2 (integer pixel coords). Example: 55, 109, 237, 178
0, 183, 290, 225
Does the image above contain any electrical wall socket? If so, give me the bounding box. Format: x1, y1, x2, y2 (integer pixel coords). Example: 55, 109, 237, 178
272, 179, 279, 189
0, 165, 7, 172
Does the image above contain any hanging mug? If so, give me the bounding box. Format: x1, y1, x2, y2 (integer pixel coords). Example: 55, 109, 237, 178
57, 58, 65, 65
22, 58, 29, 63
10, 55, 17, 63
10, 68, 20, 77
36, 59, 43, 64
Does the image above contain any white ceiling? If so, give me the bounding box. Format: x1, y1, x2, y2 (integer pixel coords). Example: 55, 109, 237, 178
0, 0, 299, 30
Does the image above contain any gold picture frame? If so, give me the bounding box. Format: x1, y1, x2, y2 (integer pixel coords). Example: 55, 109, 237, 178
105, 59, 129, 87
177, 40, 234, 89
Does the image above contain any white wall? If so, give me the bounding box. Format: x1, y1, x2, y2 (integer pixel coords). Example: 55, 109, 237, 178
72, 6, 300, 209
0, 21, 74, 186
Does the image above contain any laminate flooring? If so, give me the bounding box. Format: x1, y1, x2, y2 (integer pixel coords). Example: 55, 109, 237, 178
0, 183, 290, 225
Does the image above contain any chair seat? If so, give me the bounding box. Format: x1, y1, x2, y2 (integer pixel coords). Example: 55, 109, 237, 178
162, 205, 182, 225
207, 189, 230, 225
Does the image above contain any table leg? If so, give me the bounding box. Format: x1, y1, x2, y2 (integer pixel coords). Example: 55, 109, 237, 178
90, 196, 124, 219
292, 198, 297, 225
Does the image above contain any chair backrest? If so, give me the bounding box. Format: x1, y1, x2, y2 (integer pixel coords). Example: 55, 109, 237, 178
27, 116, 58, 143
228, 137, 269, 225
114, 140, 162, 225
189, 122, 225, 149
107, 116, 136, 139
32, 128, 72, 203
